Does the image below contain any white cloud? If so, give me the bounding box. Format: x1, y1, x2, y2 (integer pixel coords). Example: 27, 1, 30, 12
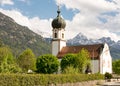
65, 16, 120, 41
29, 17, 52, 36
0, 0, 120, 41
101, 11, 120, 33
0, 0, 14, 6
0, 9, 30, 27
55, 0, 120, 41
56, 0, 118, 14
0, 9, 52, 37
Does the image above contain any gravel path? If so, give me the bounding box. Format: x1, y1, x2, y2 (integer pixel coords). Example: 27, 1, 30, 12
101, 82, 120, 86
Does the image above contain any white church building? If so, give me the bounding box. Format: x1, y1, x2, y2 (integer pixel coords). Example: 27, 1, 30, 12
51, 7, 112, 74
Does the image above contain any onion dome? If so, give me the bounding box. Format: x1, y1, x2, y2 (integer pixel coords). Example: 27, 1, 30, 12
52, 7, 66, 29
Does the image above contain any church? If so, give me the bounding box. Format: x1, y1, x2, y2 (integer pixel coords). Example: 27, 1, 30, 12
51, 7, 112, 74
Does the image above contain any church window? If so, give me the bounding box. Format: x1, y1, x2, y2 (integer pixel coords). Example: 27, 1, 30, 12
54, 32, 57, 38
62, 33, 64, 38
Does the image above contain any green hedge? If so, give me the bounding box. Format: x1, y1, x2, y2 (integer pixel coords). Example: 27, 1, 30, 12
0, 74, 104, 86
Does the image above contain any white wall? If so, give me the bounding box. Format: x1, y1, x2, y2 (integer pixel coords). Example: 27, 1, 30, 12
52, 41, 59, 56
100, 43, 112, 74
52, 28, 66, 56
58, 29, 65, 40
59, 41, 66, 50
52, 40, 66, 56
91, 60, 99, 73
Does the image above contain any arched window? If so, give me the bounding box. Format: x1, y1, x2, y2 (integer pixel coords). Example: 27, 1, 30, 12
54, 32, 57, 38
62, 33, 64, 38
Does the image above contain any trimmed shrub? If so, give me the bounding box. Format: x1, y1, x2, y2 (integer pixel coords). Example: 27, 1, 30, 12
36, 54, 59, 74
105, 72, 112, 79
0, 74, 104, 86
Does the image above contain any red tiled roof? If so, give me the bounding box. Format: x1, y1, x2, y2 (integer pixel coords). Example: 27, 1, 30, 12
57, 44, 104, 59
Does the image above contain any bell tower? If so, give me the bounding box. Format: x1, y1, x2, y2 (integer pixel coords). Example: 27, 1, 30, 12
51, 7, 66, 56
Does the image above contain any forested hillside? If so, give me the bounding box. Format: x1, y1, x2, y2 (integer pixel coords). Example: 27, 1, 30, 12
0, 12, 51, 56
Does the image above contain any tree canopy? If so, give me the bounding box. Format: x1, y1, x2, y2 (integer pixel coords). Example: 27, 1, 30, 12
61, 54, 78, 71
77, 48, 91, 72
36, 54, 59, 74
17, 48, 36, 72
0, 46, 21, 73
112, 60, 120, 74
61, 48, 91, 73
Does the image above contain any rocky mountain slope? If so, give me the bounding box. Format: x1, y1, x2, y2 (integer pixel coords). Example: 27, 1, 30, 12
67, 33, 120, 60
0, 12, 51, 56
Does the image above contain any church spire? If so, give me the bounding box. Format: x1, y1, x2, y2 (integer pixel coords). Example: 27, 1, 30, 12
51, 6, 66, 29
57, 6, 60, 17
51, 6, 66, 56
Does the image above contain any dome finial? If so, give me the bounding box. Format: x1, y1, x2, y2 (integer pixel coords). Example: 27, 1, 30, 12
52, 5, 66, 29
57, 5, 60, 17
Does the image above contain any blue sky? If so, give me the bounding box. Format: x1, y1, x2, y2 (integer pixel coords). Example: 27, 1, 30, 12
0, 0, 120, 41
0, 0, 75, 19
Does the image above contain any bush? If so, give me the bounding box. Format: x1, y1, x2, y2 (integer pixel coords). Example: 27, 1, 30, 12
61, 49, 91, 73
105, 72, 112, 79
112, 60, 120, 74
77, 48, 91, 72
60, 54, 78, 71
0, 74, 104, 86
36, 54, 59, 74
17, 49, 36, 72
0, 46, 21, 73
62, 66, 79, 74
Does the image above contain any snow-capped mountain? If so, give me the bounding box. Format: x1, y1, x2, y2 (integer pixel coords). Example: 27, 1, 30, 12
67, 33, 120, 59
67, 33, 115, 46
67, 33, 89, 45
